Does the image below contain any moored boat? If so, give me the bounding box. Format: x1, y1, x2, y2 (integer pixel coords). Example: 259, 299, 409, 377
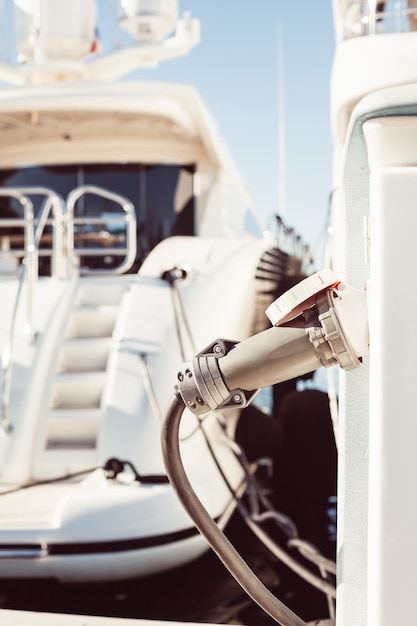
0, 0, 311, 584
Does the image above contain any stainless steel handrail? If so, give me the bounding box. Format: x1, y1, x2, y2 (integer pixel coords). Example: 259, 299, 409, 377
1, 262, 24, 434
0, 184, 136, 434
30, 188, 66, 278
66, 185, 137, 275
0, 187, 64, 433
0, 190, 33, 433
0, 189, 36, 340
0, 188, 65, 338
274, 214, 313, 273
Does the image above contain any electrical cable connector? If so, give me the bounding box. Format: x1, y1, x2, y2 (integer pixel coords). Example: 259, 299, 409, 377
175, 270, 369, 416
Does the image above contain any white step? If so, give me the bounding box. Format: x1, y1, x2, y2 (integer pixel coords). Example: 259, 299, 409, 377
58, 337, 112, 373
30, 281, 131, 481
76, 280, 129, 307
46, 408, 102, 449
51, 372, 105, 409
66, 306, 118, 339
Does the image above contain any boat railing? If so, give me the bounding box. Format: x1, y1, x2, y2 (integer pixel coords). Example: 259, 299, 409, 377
274, 214, 314, 273
343, 0, 417, 38
0, 184, 137, 433
0, 187, 65, 340
0, 187, 64, 433
65, 185, 137, 276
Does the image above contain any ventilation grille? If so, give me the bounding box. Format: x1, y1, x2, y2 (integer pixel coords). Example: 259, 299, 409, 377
253, 247, 307, 334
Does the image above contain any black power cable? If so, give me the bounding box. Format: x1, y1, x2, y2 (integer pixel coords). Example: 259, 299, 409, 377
161, 392, 309, 626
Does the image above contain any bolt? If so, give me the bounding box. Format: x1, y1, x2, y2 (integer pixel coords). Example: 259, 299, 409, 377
213, 344, 223, 354
232, 393, 241, 404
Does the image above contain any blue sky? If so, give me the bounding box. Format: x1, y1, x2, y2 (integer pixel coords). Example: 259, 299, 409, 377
104, 1, 336, 266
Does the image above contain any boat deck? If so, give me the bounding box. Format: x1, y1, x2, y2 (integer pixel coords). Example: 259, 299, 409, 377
1, 609, 335, 625
2, 610, 197, 626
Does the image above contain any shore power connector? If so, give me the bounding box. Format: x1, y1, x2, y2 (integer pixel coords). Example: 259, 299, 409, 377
175, 269, 369, 415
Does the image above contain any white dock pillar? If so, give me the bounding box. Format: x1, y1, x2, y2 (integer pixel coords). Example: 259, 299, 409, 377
367, 165, 417, 625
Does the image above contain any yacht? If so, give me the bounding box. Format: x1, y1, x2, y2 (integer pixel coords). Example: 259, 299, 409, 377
0, 0, 311, 584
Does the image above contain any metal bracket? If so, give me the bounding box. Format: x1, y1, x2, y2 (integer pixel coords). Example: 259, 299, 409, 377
176, 339, 257, 416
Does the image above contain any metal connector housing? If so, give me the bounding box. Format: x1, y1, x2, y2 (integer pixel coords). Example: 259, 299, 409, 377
176, 339, 257, 415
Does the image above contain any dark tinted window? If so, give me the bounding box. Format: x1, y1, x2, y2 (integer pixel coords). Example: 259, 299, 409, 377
0, 162, 195, 271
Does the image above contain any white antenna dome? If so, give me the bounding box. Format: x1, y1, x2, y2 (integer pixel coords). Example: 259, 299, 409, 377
14, 0, 98, 61
119, 0, 179, 43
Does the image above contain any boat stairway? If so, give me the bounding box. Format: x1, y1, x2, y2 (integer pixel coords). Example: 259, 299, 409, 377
33, 279, 131, 480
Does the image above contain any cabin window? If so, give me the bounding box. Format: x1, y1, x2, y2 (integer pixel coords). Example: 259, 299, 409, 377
343, 0, 417, 39
0, 162, 195, 272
